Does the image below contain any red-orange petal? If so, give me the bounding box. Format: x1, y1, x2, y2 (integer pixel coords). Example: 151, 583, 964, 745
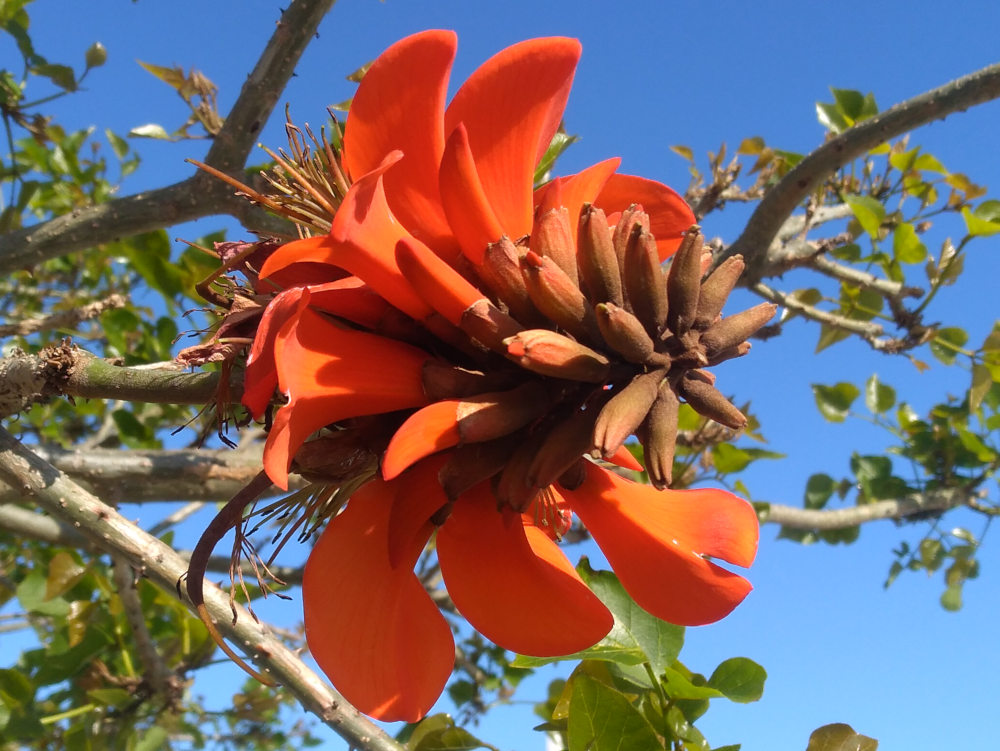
305, 277, 391, 329
595, 174, 696, 260
262, 301, 430, 488
437, 482, 612, 656
606, 444, 644, 472
257, 235, 339, 282
439, 123, 505, 264
242, 286, 308, 419
534, 157, 620, 249
444, 38, 582, 239
386, 455, 452, 569
325, 153, 433, 320
382, 401, 461, 481
304, 478, 452, 722
341, 30, 455, 244
561, 462, 758, 626
394, 237, 484, 326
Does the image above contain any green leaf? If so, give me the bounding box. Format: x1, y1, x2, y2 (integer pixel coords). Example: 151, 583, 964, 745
940, 585, 963, 612
567, 674, 663, 751
929, 327, 968, 365
534, 130, 578, 185
806, 723, 878, 751
578, 561, 684, 677
707, 657, 767, 703
804, 474, 835, 510
670, 144, 694, 162
812, 382, 860, 422
892, 223, 927, 264
133, 725, 169, 751
973, 199, 1000, 222
971, 363, 992, 412
0, 669, 35, 708
45, 550, 87, 600
712, 443, 752, 473
16, 570, 70, 616
660, 666, 723, 701
961, 206, 1000, 236
864, 374, 896, 414
844, 194, 885, 238
407, 714, 491, 751
35, 62, 76, 91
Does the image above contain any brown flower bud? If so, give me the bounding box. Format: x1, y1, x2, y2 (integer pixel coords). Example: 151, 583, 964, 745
699, 302, 777, 357
592, 369, 665, 458
438, 436, 520, 501
706, 341, 751, 367
456, 381, 550, 443
459, 298, 525, 352
421, 361, 515, 401
528, 402, 603, 489
595, 302, 656, 364
677, 371, 747, 430
481, 236, 541, 326
520, 251, 600, 343
504, 329, 611, 382
640, 384, 679, 490
494, 433, 545, 512
694, 254, 745, 330
624, 226, 670, 337
531, 207, 578, 287
612, 204, 649, 284
666, 226, 704, 338
578, 205, 623, 306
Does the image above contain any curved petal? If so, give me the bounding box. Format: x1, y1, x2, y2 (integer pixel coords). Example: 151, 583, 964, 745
439, 123, 505, 264
394, 237, 484, 327
437, 482, 612, 656
342, 30, 455, 244
386, 455, 451, 568
262, 302, 430, 488
257, 236, 342, 283
243, 286, 308, 419
444, 38, 582, 239
273, 153, 431, 321
304, 479, 452, 722
534, 157, 620, 249
595, 174, 696, 260
306, 277, 392, 330
382, 400, 461, 481
561, 462, 758, 626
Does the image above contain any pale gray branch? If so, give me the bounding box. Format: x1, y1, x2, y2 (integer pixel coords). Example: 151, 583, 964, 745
760, 487, 979, 530
0, 426, 402, 751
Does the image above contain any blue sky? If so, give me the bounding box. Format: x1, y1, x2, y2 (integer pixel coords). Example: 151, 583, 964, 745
16, 0, 1000, 748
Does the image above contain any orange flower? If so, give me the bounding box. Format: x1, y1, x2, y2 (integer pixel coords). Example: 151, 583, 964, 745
242, 31, 768, 722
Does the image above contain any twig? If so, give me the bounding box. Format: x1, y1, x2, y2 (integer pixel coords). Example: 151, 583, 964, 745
0, 0, 334, 275
751, 281, 888, 343
0, 426, 403, 751
725, 62, 1000, 278
110, 555, 184, 705
0, 295, 128, 337
760, 487, 981, 530
809, 254, 923, 299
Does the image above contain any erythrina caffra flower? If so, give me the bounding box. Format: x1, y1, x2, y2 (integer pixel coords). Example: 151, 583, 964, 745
215, 30, 770, 722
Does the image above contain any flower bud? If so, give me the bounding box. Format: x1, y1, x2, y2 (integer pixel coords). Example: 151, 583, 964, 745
678, 371, 747, 430
528, 403, 603, 489
694, 255, 745, 330
504, 329, 611, 382
521, 251, 600, 343
481, 236, 541, 326
640, 385, 679, 490
439, 436, 520, 501
459, 298, 525, 352
595, 302, 656, 364
666, 227, 704, 338
624, 226, 669, 337
592, 369, 665, 458
612, 204, 649, 283
578, 205, 623, 306
699, 302, 777, 357
531, 208, 578, 287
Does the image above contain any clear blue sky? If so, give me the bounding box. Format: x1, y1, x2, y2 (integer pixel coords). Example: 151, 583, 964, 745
18, 0, 1000, 748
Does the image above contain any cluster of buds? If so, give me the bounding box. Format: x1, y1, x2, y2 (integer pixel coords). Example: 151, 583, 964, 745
385, 204, 776, 513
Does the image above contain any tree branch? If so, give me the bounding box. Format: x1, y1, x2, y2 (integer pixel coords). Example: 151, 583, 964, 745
725, 62, 1000, 279
759, 487, 982, 530
0, 426, 402, 751
0, 0, 334, 275
0, 345, 242, 419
